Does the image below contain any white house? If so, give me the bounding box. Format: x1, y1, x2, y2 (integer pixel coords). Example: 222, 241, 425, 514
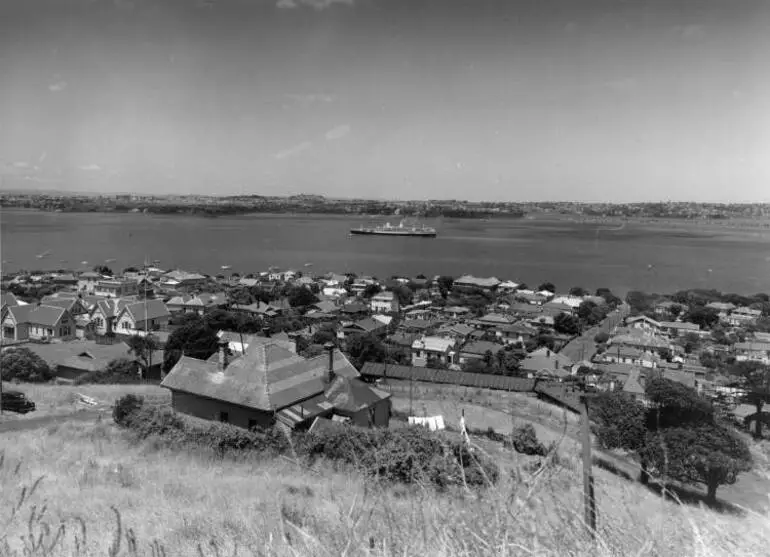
370, 291, 399, 314
114, 299, 171, 335
411, 336, 455, 367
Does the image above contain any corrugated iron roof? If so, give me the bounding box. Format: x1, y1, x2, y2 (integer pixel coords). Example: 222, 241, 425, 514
360, 362, 536, 392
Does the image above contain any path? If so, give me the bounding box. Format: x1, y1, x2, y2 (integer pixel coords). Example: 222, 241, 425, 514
560, 304, 629, 362
0, 410, 103, 433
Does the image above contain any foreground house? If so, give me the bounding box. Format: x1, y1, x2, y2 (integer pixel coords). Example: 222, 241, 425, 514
1, 304, 76, 342
115, 299, 171, 335
411, 336, 455, 367
161, 342, 391, 431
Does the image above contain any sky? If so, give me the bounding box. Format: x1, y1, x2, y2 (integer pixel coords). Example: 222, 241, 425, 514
0, 0, 769, 202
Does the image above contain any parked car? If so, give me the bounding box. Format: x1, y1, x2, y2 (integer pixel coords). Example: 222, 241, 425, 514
1, 390, 36, 414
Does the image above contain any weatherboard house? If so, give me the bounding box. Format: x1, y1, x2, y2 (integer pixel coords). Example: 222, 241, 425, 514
1, 304, 76, 342
161, 342, 392, 431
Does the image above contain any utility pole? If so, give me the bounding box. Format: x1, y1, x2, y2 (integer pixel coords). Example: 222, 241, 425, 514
580, 393, 597, 539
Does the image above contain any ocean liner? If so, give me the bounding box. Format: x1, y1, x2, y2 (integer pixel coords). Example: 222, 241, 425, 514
349, 220, 437, 238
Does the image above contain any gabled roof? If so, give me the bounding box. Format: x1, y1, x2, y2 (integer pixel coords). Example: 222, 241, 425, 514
161, 343, 359, 412
0, 292, 19, 307
412, 336, 454, 353
92, 298, 132, 319
454, 275, 501, 288
520, 347, 574, 372
39, 297, 85, 313
122, 299, 170, 323
460, 340, 503, 356
23, 340, 133, 372
345, 317, 384, 334
659, 320, 701, 331
5, 304, 67, 327
622, 369, 646, 395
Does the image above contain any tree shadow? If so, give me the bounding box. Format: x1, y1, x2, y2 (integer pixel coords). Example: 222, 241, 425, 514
592, 455, 747, 516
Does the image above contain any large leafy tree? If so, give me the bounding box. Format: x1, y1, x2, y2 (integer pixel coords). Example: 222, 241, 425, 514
125, 334, 160, 375
0, 347, 54, 383
641, 425, 752, 504
163, 317, 220, 371
287, 285, 318, 308
590, 391, 650, 482
729, 361, 770, 439
554, 313, 581, 336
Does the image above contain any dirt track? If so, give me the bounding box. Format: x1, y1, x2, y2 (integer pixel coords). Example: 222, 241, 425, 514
0, 410, 104, 433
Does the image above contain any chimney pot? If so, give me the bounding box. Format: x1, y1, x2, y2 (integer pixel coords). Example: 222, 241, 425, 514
218, 341, 229, 371
324, 342, 335, 383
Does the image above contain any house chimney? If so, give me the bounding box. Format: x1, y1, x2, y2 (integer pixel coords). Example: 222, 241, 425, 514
218, 341, 229, 371
324, 342, 335, 383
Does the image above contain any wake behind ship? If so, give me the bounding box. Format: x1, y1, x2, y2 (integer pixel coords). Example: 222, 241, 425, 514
349, 220, 437, 238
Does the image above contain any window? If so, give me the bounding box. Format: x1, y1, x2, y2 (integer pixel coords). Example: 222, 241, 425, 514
219, 412, 229, 423
47, 329, 53, 336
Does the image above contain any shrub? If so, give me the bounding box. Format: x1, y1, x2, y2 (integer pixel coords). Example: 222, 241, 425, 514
113, 394, 145, 426
511, 424, 547, 456
0, 347, 54, 382
75, 358, 141, 385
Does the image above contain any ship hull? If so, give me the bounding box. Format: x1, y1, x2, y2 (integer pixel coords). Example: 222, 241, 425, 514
349, 229, 436, 238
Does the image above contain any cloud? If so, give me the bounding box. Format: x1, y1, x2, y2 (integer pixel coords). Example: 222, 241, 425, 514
325, 125, 351, 140
277, 0, 354, 10
78, 164, 102, 171
273, 141, 312, 160
48, 80, 67, 92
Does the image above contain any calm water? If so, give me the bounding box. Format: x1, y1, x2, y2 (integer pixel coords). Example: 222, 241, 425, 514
2, 209, 769, 296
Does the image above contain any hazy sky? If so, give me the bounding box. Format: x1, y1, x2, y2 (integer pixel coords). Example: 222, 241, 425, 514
1, 0, 769, 202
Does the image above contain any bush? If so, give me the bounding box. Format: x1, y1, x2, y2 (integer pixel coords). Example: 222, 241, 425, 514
299, 425, 499, 488
113, 394, 145, 426
0, 347, 54, 382
75, 358, 140, 385
511, 424, 547, 456
593, 331, 610, 344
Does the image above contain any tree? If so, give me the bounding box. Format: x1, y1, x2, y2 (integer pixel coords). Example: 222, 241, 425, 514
163, 317, 220, 372
596, 288, 622, 308
362, 283, 382, 299
75, 358, 140, 385
436, 275, 454, 293
125, 334, 160, 376
684, 306, 720, 330
625, 290, 655, 314
92, 265, 113, 276
392, 285, 413, 307
569, 286, 588, 296
0, 347, 54, 382
287, 286, 318, 308
346, 335, 386, 369
590, 391, 650, 481
641, 424, 752, 504
594, 331, 610, 344
554, 313, 580, 336
537, 282, 556, 293
730, 362, 770, 439
578, 301, 606, 326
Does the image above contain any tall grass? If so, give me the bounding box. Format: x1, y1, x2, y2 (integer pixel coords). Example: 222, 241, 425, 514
3, 416, 770, 556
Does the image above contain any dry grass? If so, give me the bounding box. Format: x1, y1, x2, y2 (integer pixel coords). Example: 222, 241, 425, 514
0, 382, 169, 421
2, 405, 770, 556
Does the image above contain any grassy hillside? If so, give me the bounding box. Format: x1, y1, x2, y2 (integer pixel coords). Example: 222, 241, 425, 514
1, 384, 770, 556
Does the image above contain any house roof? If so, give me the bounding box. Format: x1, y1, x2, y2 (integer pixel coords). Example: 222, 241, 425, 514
386, 332, 420, 347
520, 347, 574, 372
6, 304, 67, 327
622, 369, 646, 395
345, 317, 384, 334
123, 299, 170, 323
455, 275, 501, 288
342, 302, 368, 314
23, 340, 133, 373
401, 319, 436, 331
312, 300, 339, 313
734, 342, 770, 352
478, 313, 515, 325
437, 323, 475, 337
324, 376, 391, 413
412, 336, 454, 352
659, 321, 701, 331
39, 298, 84, 313
443, 306, 470, 314
460, 340, 503, 356
161, 343, 359, 412
626, 315, 662, 328
1, 292, 19, 307
92, 298, 132, 319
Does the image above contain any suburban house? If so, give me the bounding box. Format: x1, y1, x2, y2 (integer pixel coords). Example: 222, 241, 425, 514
161, 270, 209, 289
457, 340, 503, 365
625, 315, 663, 335
515, 291, 550, 305
654, 300, 682, 317
338, 317, 387, 346
442, 306, 471, 319
494, 322, 537, 345
1, 304, 77, 342
52, 273, 79, 287
370, 291, 399, 314
1, 292, 23, 315
726, 307, 762, 327
411, 336, 455, 367
77, 271, 105, 294
436, 322, 475, 345
22, 340, 161, 381
166, 293, 228, 315
93, 279, 139, 299
217, 331, 296, 355
549, 295, 584, 310
471, 313, 515, 330
497, 280, 520, 293
161, 342, 390, 431
89, 299, 132, 336
622, 368, 648, 404
520, 347, 575, 380
114, 299, 171, 335
454, 275, 501, 291
658, 320, 701, 337
542, 301, 577, 316
600, 345, 660, 369
610, 328, 670, 352
734, 342, 770, 365
40, 296, 90, 317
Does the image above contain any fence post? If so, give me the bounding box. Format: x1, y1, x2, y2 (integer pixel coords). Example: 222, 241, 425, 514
580, 394, 597, 539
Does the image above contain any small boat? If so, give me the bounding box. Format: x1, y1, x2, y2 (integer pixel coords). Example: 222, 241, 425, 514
221, 265, 232, 270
